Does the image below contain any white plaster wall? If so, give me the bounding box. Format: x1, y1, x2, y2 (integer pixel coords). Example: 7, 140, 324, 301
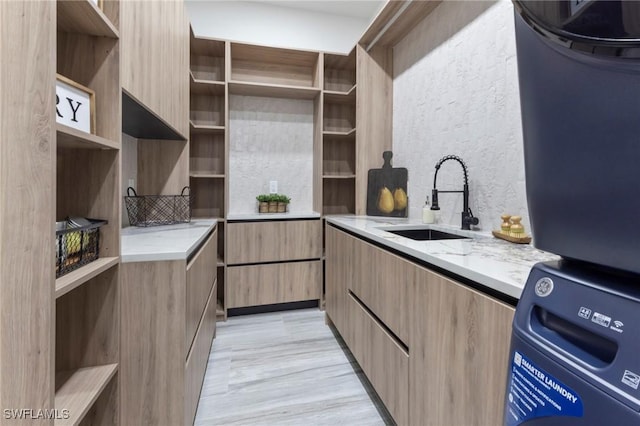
392, 0, 530, 232
121, 133, 138, 227
186, 1, 371, 54
228, 95, 314, 214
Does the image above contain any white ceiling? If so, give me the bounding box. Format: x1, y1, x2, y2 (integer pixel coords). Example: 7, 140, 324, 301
257, 0, 385, 20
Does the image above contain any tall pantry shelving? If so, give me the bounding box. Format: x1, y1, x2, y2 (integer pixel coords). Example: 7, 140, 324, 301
55, 0, 121, 424
188, 30, 361, 318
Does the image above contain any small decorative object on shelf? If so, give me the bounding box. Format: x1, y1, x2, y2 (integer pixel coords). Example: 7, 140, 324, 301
256, 193, 291, 214
56, 74, 95, 134
124, 187, 192, 227
492, 213, 532, 244
56, 217, 107, 278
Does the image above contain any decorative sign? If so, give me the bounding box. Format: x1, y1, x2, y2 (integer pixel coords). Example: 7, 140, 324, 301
56, 74, 95, 134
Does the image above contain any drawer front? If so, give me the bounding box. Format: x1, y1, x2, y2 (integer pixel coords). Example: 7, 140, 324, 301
227, 261, 322, 308
186, 228, 217, 354
347, 292, 409, 425
226, 220, 321, 264
351, 236, 412, 345
185, 282, 217, 426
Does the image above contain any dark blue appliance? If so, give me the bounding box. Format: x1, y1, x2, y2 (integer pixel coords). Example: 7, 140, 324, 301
506, 1, 640, 424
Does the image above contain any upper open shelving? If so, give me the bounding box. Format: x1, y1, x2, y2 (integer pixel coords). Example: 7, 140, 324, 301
57, 0, 119, 38
228, 81, 321, 100
190, 34, 226, 82
57, 124, 119, 150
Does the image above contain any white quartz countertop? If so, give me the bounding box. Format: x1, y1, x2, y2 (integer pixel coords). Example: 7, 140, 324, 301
326, 216, 559, 300
121, 219, 217, 263
226, 211, 321, 221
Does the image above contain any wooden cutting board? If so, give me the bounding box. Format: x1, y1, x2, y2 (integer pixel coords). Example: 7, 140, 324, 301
367, 151, 408, 217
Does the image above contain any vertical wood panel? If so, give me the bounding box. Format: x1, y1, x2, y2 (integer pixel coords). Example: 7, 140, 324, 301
137, 139, 189, 195
0, 0, 56, 415
356, 44, 393, 215
121, 0, 189, 138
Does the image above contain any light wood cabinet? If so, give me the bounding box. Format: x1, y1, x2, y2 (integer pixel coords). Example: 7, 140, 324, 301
227, 261, 322, 309
120, 0, 190, 138
121, 228, 217, 425
410, 267, 514, 426
325, 223, 515, 426
226, 220, 322, 265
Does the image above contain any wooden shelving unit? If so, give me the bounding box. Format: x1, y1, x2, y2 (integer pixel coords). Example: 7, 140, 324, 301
54, 364, 118, 425
190, 30, 228, 320
54, 0, 121, 422
228, 80, 320, 100
322, 49, 357, 215
55, 256, 119, 299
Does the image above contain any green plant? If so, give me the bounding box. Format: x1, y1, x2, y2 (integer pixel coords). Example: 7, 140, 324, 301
279, 194, 291, 204
256, 194, 271, 202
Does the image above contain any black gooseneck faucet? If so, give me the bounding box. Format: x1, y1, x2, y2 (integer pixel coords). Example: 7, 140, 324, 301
431, 155, 479, 230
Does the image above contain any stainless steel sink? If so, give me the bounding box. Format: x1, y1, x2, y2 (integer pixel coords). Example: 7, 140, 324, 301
383, 228, 469, 241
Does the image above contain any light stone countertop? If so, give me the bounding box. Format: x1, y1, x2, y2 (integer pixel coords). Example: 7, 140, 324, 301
326, 216, 559, 300
226, 211, 321, 221
121, 219, 217, 263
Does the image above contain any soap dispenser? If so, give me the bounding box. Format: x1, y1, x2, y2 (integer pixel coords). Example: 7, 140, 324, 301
422, 196, 435, 224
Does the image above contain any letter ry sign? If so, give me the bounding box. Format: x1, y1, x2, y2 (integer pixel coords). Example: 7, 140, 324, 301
56, 74, 95, 134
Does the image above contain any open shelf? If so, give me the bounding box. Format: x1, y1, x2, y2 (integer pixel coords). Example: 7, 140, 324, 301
190, 72, 225, 96
190, 177, 225, 219
323, 178, 355, 215
191, 35, 225, 82
190, 133, 225, 175
57, 123, 119, 150
190, 93, 225, 129
54, 363, 118, 426
323, 85, 356, 104
228, 81, 320, 100
57, 0, 119, 39
190, 173, 225, 179
55, 257, 119, 299
323, 136, 355, 176
323, 175, 356, 179
323, 128, 356, 138
217, 255, 225, 267
189, 120, 225, 135
323, 102, 355, 132
324, 50, 356, 93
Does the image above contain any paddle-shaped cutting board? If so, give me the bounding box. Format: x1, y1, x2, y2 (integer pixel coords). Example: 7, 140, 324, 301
367, 151, 408, 217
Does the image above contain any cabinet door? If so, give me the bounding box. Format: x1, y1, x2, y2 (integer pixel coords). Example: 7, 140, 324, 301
410, 267, 515, 426
226, 220, 322, 264
185, 228, 217, 354
351, 236, 412, 345
325, 225, 354, 339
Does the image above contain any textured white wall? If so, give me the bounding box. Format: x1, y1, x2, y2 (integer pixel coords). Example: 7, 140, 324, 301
228, 95, 314, 214
392, 0, 530, 232
186, 1, 372, 54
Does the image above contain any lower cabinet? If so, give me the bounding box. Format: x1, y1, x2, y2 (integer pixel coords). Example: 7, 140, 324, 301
121, 228, 218, 425
226, 219, 323, 310
325, 224, 515, 426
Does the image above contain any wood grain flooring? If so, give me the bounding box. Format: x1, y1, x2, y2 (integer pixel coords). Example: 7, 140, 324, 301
195, 309, 393, 425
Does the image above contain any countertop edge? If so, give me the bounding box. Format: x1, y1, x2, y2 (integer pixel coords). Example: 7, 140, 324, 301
121, 220, 217, 263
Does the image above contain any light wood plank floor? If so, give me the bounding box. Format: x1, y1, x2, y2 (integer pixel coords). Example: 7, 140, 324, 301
195, 308, 394, 425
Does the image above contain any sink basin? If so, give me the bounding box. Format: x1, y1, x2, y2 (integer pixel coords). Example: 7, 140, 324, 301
384, 228, 469, 241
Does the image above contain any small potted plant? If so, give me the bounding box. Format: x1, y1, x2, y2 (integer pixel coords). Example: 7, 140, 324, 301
268, 194, 278, 213
277, 194, 291, 213
256, 194, 270, 213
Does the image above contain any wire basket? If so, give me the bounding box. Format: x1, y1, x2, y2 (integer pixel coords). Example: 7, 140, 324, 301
124, 186, 192, 227
56, 218, 107, 278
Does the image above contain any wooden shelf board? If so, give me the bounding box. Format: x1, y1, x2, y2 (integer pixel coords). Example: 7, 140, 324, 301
189, 120, 225, 134
54, 363, 118, 426
57, 0, 119, 38
217, 255, 225, 267
228, 81, 320, 100
189, 173, 226, 179
322, 129, 356, 138
190, 72, 225, 96
56, 124, 119, 150
323, 85, 356, 104
216, 299, 225, 317
55, 257, 119, 299
323, 174, 356, 179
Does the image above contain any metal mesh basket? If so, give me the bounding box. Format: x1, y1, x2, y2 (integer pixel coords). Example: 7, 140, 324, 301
124, 186, 192, 227
56, 218, 107, 278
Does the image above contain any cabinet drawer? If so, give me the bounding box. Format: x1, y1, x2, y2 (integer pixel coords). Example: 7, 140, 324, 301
227, 261, 322, 308
351, 237, 412, 345
186, 228, 217, 354
347, 292, 409, 425
185, 282, 217, 426
226, 220, 321, 264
